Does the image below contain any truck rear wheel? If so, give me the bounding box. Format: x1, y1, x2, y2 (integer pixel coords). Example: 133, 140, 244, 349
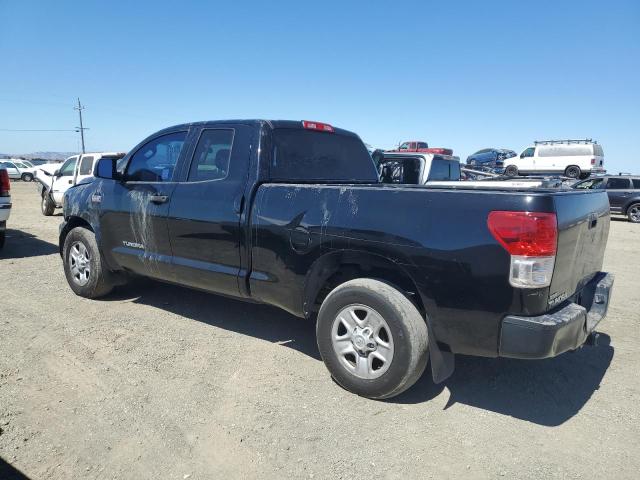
564, 165, 581, 179
63, 227, 114, 298
41, 193, 55, 216
316, 279, 428, 399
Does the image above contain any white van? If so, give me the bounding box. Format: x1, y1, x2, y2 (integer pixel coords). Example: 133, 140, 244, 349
36, 152, 124, 215
503, 139, 605, 179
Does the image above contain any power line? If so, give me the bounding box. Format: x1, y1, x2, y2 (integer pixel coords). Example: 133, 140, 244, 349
0, 129, 77, 132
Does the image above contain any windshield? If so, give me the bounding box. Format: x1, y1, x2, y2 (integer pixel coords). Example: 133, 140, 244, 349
573, 178, 604, 189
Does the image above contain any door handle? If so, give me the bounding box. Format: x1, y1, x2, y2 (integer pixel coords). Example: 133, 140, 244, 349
149, 194, 169, 204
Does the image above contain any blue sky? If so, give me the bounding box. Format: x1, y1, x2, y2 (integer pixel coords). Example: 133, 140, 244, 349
1, 0, 639, 172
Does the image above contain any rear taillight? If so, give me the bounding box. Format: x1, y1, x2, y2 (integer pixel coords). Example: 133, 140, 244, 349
0, 169, 10, 196
302, 120, 334, 132
487, 211, 557, 288
591, 158, 596, 165
424, 147, 454, 155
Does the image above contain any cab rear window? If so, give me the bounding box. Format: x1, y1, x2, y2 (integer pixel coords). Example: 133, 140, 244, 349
271, 129, 378, 182
428, 157, 461, 181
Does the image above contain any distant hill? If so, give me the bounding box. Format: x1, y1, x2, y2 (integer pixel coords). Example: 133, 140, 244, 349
0, 151, 76, 161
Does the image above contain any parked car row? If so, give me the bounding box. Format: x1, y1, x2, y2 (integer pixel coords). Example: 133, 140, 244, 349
465, 139, 605, 180
0, 159, 38, 182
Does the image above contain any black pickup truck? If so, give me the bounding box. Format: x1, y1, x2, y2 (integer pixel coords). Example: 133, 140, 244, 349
59, 120, 614, 399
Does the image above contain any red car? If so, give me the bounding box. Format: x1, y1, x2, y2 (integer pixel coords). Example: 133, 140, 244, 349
388, 140, 453, 156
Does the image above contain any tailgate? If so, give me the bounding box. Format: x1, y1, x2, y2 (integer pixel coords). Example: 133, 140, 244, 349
549, 191, 610, 307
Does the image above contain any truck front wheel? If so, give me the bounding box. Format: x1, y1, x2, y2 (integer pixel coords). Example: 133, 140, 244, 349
316, 279, 428, 399
41, 193, 55, 216
627, 203, 640, 223
63, 227, 114, 298
504, 165, 518, 177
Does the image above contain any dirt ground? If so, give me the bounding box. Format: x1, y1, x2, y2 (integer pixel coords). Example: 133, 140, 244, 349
1, 181, 639, 479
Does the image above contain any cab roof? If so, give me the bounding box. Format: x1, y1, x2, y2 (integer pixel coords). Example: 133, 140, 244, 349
155, 119, 361, 139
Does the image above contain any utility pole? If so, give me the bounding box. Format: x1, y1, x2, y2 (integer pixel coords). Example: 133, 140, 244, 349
74, 98, 87, 153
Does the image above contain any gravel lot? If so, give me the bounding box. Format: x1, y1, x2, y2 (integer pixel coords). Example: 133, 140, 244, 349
1, 181, 639, 479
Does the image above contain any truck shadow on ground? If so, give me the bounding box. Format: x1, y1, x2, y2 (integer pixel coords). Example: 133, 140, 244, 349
0, 457, 30, 480
394, 335, 614, 426
105, 279, 614, 427
0, 229, 58, 259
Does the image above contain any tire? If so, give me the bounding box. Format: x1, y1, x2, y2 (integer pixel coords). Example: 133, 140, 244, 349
627, 203, 640, 223
63, 227, 114, 298
564, 165, 581, 179
504, 165, 518, 177
0, 230, 5, 249
316, 279, 429, 399
579, 172, 590, 180
21, 173, 34, 182
41, 193, 55, 216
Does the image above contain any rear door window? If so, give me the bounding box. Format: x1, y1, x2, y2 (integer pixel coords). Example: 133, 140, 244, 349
271, 129, 378, 182
574, 178, 604, 189
633, 179, 640, 189
379, 158, 421, 184
78, 156, 94, 175
606, 178, 632, 189
428, 158, 461, 181
187, 129, 234, 182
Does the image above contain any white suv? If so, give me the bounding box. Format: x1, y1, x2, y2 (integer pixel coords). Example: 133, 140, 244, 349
36, 152, 124, 216
0, 159, 38, 182
503, 139, 605, 179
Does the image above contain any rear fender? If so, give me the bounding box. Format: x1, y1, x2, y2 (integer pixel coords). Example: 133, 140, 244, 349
303, 249, 455, 383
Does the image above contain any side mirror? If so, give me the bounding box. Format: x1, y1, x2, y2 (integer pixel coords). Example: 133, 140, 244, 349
95, 157, 119, 180
54, 169, 61, 177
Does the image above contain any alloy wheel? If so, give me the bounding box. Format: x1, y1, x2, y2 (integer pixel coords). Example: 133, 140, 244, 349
331, 304, 394, 379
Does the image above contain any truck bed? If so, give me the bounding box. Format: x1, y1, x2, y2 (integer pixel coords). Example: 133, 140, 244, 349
249, 183, 609, 357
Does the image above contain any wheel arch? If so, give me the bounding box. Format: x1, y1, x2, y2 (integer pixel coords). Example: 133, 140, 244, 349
59, 216, 95, 256
304, 249, 455, 384
303, 250, 425, 319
